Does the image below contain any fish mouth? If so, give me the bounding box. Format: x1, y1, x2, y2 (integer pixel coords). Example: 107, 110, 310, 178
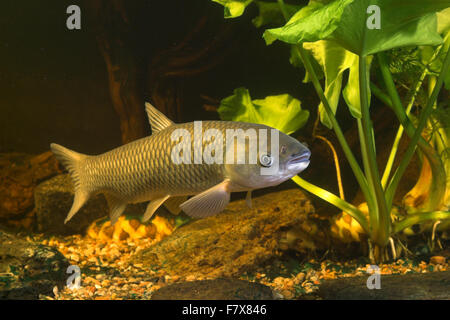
288, 153, 310, 165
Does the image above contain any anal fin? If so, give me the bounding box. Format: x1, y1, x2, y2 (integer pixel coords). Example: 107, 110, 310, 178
180, 180, 231, 218
142, 195, 170, 222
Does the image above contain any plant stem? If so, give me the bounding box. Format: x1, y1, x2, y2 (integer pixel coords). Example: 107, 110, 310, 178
277, 0, 289, 20
315, 135, 345, 200
378, 49, 450, 210
359, 55, 391, 246
371, 82, 446, 210
292, 175, 369, 232
293, 45, 376, 212
370, 83, 392, 106
276, 0, 376, 218
393, 211, 450, 234
380, 69, 427, 188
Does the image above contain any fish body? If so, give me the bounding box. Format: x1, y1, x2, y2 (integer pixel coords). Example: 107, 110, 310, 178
51, 103, 311, 223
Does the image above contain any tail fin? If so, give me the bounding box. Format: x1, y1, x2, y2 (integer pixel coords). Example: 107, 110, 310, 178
50, 143, 90, 223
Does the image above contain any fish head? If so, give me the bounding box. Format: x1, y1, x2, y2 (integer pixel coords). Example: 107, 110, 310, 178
224, 125, 310, 190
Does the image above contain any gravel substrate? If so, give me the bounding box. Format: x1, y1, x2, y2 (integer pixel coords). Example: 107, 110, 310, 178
28, 234, 448, 300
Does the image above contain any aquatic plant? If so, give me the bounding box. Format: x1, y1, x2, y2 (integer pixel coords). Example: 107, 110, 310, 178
217, 88, 310, 135
212, 0, 450, 262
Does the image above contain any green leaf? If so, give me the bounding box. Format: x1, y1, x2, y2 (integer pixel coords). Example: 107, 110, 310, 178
252, 1, 301, 28
212, 0, 253, 18
438, 8, 450, 34
343, 56, 373, 119
288, 0, 333, 24
287, 0, 332, 73
264, 0, 450, 56
440, 32, 450, 90
218, 87, 309, 134
303, 40, 361, 128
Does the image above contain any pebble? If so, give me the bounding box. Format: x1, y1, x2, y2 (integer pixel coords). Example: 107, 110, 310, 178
185, 275, 196, 282
31, 232, 448, 301
281, 289, 294, 299
430, 256, 446, 265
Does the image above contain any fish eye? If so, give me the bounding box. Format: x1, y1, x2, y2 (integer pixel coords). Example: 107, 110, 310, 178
280, 145, 287, 154
259, 153, 273, 167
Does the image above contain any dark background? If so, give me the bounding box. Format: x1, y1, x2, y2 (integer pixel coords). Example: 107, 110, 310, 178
0, 0, 315, 154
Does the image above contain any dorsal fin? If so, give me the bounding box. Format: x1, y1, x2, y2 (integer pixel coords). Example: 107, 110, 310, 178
145, 102, 174, 134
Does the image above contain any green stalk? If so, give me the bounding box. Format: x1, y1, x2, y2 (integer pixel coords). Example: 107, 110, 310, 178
277, 0, 289, 19
393, 211, 450, 234
294, 46, 377, 217
380, 69, 428, 188
358, 119, 373, 180
277, 0, 376, 219
379, 43, 442, 189
429, 76, 437, 108
382, 48, 450, 209
292, 175, 369, 233
370, 84, 392, 106
374, 78, 446, 211
374, 52, 450, 207
359, 56, 391, 246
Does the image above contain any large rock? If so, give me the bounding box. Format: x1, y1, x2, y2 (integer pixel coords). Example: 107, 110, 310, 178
0, 231, 70, 299
318, 271, 450, 300
132, 189, 320, 278
34, 174, 147, 235
34, 174, 109, 235
151, 279, 275, 300
0, 152, 60, 225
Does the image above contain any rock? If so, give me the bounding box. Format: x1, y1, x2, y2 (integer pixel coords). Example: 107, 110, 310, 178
132, 189, 318, 278
0, 152, 60, 226
34, 175, 108, 235
430, 256, 446, 265
34, 174, 148, 235
318, 271, 450, 300
0, 231, 70, 299
151, 279, 274, 300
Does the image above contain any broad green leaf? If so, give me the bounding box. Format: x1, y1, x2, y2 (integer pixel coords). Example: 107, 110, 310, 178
264, 0, 450, 56
287, 0, 332, 74
212, 0, 253, 18
252, 1, 301, 28
218, 87, 309, 134
303, 40, 358, 128
288, 0, 333, 24
438, 8, 450, 34
343, 56, 373, 119
423, 8, 450, 89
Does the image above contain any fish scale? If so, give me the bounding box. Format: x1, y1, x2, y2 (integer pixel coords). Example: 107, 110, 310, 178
81, 121, 262, 202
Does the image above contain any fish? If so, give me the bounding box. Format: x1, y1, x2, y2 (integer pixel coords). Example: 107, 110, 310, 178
50, 103, 311, 224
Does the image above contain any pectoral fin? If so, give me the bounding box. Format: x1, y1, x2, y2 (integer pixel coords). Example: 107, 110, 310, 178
180, 180, 231, 218
246, 190, 252, 209
105, 194, 127, 226
142, 195, 170, 222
